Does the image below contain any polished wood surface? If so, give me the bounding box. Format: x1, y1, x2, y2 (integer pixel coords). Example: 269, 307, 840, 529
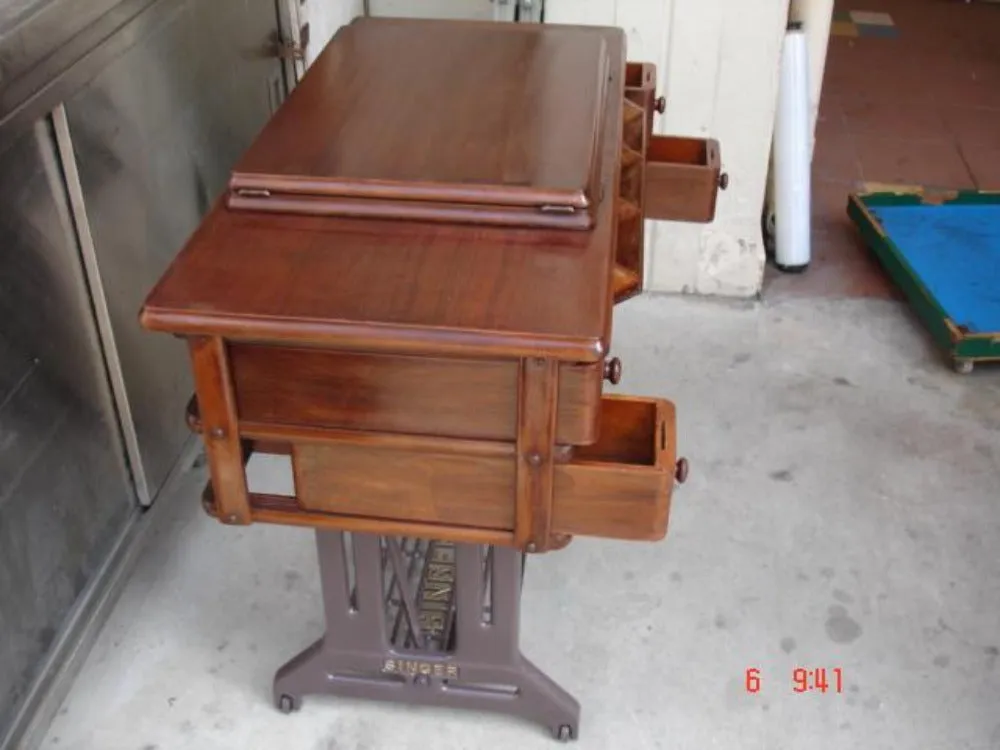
229, 18, 619, 230
552, 396, 674, 541
294, 441, 516, 530
140, 19, 690, 551
514, 357, 559, 550
142, 206, 615, 360
614, 78, 652, 302
142, 21, 626, 363
225, 191, 599, 230
201, 395, 675, 545
624, 62, 659, 135
188, 337, 250, 524
141, 206, 625, 363
228, 344, 602, 444
203, 485, 515, 547
644, 135, 722, 223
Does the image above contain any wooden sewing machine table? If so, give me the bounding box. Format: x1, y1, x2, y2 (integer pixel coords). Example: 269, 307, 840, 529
141, 17, 721, 741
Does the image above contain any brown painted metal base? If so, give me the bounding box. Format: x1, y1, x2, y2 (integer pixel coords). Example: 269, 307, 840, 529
274, 531, 580, 741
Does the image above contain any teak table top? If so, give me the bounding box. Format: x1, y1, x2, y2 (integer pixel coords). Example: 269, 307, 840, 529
231, 19, 615, 219
141, 18, 627, 363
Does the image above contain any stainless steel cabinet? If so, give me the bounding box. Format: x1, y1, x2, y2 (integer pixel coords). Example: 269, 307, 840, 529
63, 0, 287, 501
0, 1, 290, 746
0, 117, 136, 738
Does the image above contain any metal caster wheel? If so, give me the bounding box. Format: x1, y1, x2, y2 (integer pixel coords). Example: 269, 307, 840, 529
277, 694, 300, 714
553, 724, 575, 742
953, 358, 974, 375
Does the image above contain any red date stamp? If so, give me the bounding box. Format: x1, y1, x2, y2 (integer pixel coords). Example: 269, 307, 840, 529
745, 667, 843, 694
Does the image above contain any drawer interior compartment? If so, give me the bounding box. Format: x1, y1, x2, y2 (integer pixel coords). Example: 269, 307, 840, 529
624, 61, 655, 89
619, 145, 643, 203
622, 99, 645, 153
553, 395, 675, 541
613, 199, 642, 303
614, 101, 648, 304
229, 344, 602, 445
624, 61, 658, 136
644, 136, 721, 223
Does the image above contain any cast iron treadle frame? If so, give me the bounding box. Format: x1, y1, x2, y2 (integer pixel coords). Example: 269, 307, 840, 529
273, 531, 580, 741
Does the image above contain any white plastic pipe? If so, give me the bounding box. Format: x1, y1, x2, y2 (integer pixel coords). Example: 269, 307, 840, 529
773, 22, 812, 272
790, 0, 835, 158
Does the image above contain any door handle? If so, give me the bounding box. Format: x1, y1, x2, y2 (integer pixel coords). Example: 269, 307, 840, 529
271, 23, 310, 61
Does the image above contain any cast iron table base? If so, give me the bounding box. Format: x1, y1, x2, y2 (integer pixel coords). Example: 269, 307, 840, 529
273, 531, 580, 741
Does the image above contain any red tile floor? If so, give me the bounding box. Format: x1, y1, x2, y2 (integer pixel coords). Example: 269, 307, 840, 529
764, 0, 1000, 299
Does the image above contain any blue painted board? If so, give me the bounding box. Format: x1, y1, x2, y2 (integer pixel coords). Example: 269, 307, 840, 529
868, 204, 1000, 334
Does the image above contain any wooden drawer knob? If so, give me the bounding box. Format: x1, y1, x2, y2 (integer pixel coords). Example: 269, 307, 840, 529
675, 457, 690, 484
603, 357, 622, 385
654, 96, 666, 114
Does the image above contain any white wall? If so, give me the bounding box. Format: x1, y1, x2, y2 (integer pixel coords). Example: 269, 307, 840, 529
549, 0, 791, 297
300, 0, 507, 60
300, 0, 365, 66
364, 0, 503, 20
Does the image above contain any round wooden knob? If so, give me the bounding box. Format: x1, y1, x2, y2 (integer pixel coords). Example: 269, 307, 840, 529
675, 457, 690, 484
654, 96, 666, 114
603, 357, 622, 385
719, 172, 730, 190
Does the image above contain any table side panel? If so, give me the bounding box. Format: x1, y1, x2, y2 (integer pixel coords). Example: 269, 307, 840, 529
228, 344, 602, 445
292, 441, 516, 531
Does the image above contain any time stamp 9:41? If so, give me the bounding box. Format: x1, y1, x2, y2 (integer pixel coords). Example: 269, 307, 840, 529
746, 667, 844, 694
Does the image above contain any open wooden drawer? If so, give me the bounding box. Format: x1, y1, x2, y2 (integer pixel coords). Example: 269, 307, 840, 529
645, 135, 725, 223
552, 395, 675, 541
202, 395, 678, 546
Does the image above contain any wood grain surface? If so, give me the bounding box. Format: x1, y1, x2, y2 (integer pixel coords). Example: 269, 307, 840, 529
140, 21, 628, 363
231, 394, 677, 545
188, 337, 250, 524
140, 20, 684, 548
230, 17, 617, 226
228, 344, 602, 444
645, 135, 722, 223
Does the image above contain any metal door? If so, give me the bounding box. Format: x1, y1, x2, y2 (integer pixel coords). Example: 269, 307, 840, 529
62, 0, 289, 503
0, 116, 136, 742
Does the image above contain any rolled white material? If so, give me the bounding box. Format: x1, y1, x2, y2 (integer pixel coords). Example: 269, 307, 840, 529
773, 24, 812, 272
790, 0, 836, 158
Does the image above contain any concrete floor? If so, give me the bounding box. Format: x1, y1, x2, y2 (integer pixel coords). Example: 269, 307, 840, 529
40, 294, 1000, 750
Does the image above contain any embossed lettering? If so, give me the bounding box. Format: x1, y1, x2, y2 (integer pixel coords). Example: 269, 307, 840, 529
425, 585, 452, 602
430, 545, 456, 564
426, 563, 455, 583
419, 611, 447, 632
381, 658, 460, 680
